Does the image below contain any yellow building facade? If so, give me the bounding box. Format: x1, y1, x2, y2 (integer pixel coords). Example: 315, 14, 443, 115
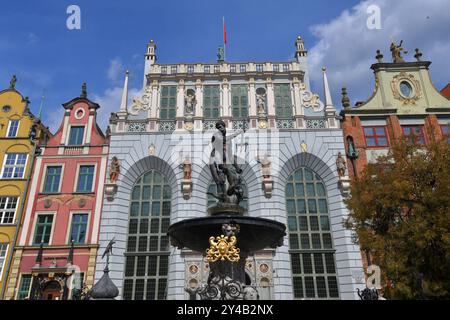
0, 79, 50, 299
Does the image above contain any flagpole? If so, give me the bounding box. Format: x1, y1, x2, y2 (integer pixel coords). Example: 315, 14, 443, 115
223, 16, 226, 61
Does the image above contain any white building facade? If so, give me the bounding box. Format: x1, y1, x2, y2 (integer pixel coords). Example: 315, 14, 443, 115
94, 37, 365, 300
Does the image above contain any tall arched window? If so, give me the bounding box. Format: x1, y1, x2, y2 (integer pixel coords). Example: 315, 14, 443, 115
286, 167, 339, 299
207, 181, 248, 211
123, 170, 171, 300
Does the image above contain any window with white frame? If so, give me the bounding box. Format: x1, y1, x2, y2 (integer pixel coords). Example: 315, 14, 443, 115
240, 64, 246, 73
7, 120, 20, 137
76, 165, 95, 192
16, 274, 32, 299
1, 153, 27, 179
273, 64, 280, 72
69, 213, 88, 244
187, 65, 194, 74
283, 63, 290, 72
68, 126, 85, 145
0, 197, 18, 224
33, 214, 54, 245
256, 64, 264, 72
0, 243, 8, 278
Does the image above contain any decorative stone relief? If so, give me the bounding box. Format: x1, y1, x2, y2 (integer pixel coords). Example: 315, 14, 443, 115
180, 157, 192, 200
127, 122, 146, 132
105, 156, 120, 202
257, 155, 273, 198
390, 72, 422, 105
336, 152, 350, 197
130, 85, 152, 114
299, 83, 324, 112
305, 119, 326, 129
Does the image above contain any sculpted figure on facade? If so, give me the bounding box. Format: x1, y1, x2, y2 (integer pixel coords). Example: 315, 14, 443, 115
336, 152, 347, 177
109, 156, 120, 183
209, 120, 245, 204
184, 89, 196, 116
390, 40, 406, 63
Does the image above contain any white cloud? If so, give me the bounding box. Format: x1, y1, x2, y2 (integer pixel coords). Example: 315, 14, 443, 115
107, 58, 125, 84
27, 33, 39, 45
92, 85, 140, 132
308, 0, 450, 108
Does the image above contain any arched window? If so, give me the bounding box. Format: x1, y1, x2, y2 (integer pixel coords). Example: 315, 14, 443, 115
286, 167, 339, 299
123, 170, 171, 300
207, 181, 248, 211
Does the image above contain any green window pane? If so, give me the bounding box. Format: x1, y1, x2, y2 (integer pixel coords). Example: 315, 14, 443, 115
138, 220, 148, 233
286, 200, 295, 214
132, 186, 141, 200
286, 184, 294, 197
306, 183, 315, 196
320, 216, 330, 231
129, 219, 138, 234
314, 254, 324, 273
309, 216, 319, 231
141, 202, 150, 216
130, 202, 140, 216
300, 234, 310, 249
295, 183, 304, 196
318, 199, 328, 213
316, 183, 326, 196
288, 216, 297, 231
302, 254, 313, 273
293, 277, 304, 298
304, 169, 314, 181
307, 199, 317, 213
299, 216, 308, 231
296, 200, 306, 213
317, 277, 327, 298
289, 234, 299, 249
142, 186, 151, 200
153, 186, 161, 198
151, 202, 160, 216
311, 234, 321, 249
291, 254, 302, 274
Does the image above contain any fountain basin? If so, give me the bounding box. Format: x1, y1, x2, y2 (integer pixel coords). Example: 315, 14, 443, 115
167, 215, 286, 253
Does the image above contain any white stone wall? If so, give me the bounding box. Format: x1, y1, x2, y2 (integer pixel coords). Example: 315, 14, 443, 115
94, 128, 364, 300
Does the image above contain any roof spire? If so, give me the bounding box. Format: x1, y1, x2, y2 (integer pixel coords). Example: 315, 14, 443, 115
81, 82, 87, 98
341, 87, 350, 109
119, 70, 129, 112
38, 89, 45, 119
322, 67, 334, 111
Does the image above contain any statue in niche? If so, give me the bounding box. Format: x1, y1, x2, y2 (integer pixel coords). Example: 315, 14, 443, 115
209, 120, 245, 204
256, 88, 266, 115
109, 156, 120, 183
184, 89, 196, 116
336, 152, 347, 177
390, 40, 407, 63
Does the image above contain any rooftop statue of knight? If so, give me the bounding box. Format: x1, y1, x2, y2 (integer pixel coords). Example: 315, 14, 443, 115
209, 120, 245, 204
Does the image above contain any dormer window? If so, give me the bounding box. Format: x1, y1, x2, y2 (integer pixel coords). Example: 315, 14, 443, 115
7, 120, 20, 137
68, 126, 85, 146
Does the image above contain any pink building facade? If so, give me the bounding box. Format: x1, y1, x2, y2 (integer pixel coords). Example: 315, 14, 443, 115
9, 88, 109, 300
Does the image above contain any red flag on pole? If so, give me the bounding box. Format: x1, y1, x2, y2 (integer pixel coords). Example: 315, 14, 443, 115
223, 17, 227, 45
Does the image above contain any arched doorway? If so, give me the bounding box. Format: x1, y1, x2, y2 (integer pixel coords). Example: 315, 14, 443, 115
123, 170, 171, 300
42, 280, 62, 300
285, 166, 339, 299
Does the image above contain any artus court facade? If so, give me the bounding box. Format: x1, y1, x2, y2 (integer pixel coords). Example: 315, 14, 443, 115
94, 36, 365, 300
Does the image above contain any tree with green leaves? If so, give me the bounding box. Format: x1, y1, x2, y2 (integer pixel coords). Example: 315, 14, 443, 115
345, 136, 450, 299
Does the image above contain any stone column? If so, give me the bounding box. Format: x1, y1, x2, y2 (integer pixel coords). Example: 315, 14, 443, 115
194, 79, 203, 130
266, 78, 276, 128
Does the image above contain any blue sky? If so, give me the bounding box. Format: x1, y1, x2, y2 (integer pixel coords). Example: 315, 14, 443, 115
1, 0, 449, 131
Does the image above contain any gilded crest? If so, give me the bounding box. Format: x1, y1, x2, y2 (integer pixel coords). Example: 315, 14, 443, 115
205, 235, 240, 263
